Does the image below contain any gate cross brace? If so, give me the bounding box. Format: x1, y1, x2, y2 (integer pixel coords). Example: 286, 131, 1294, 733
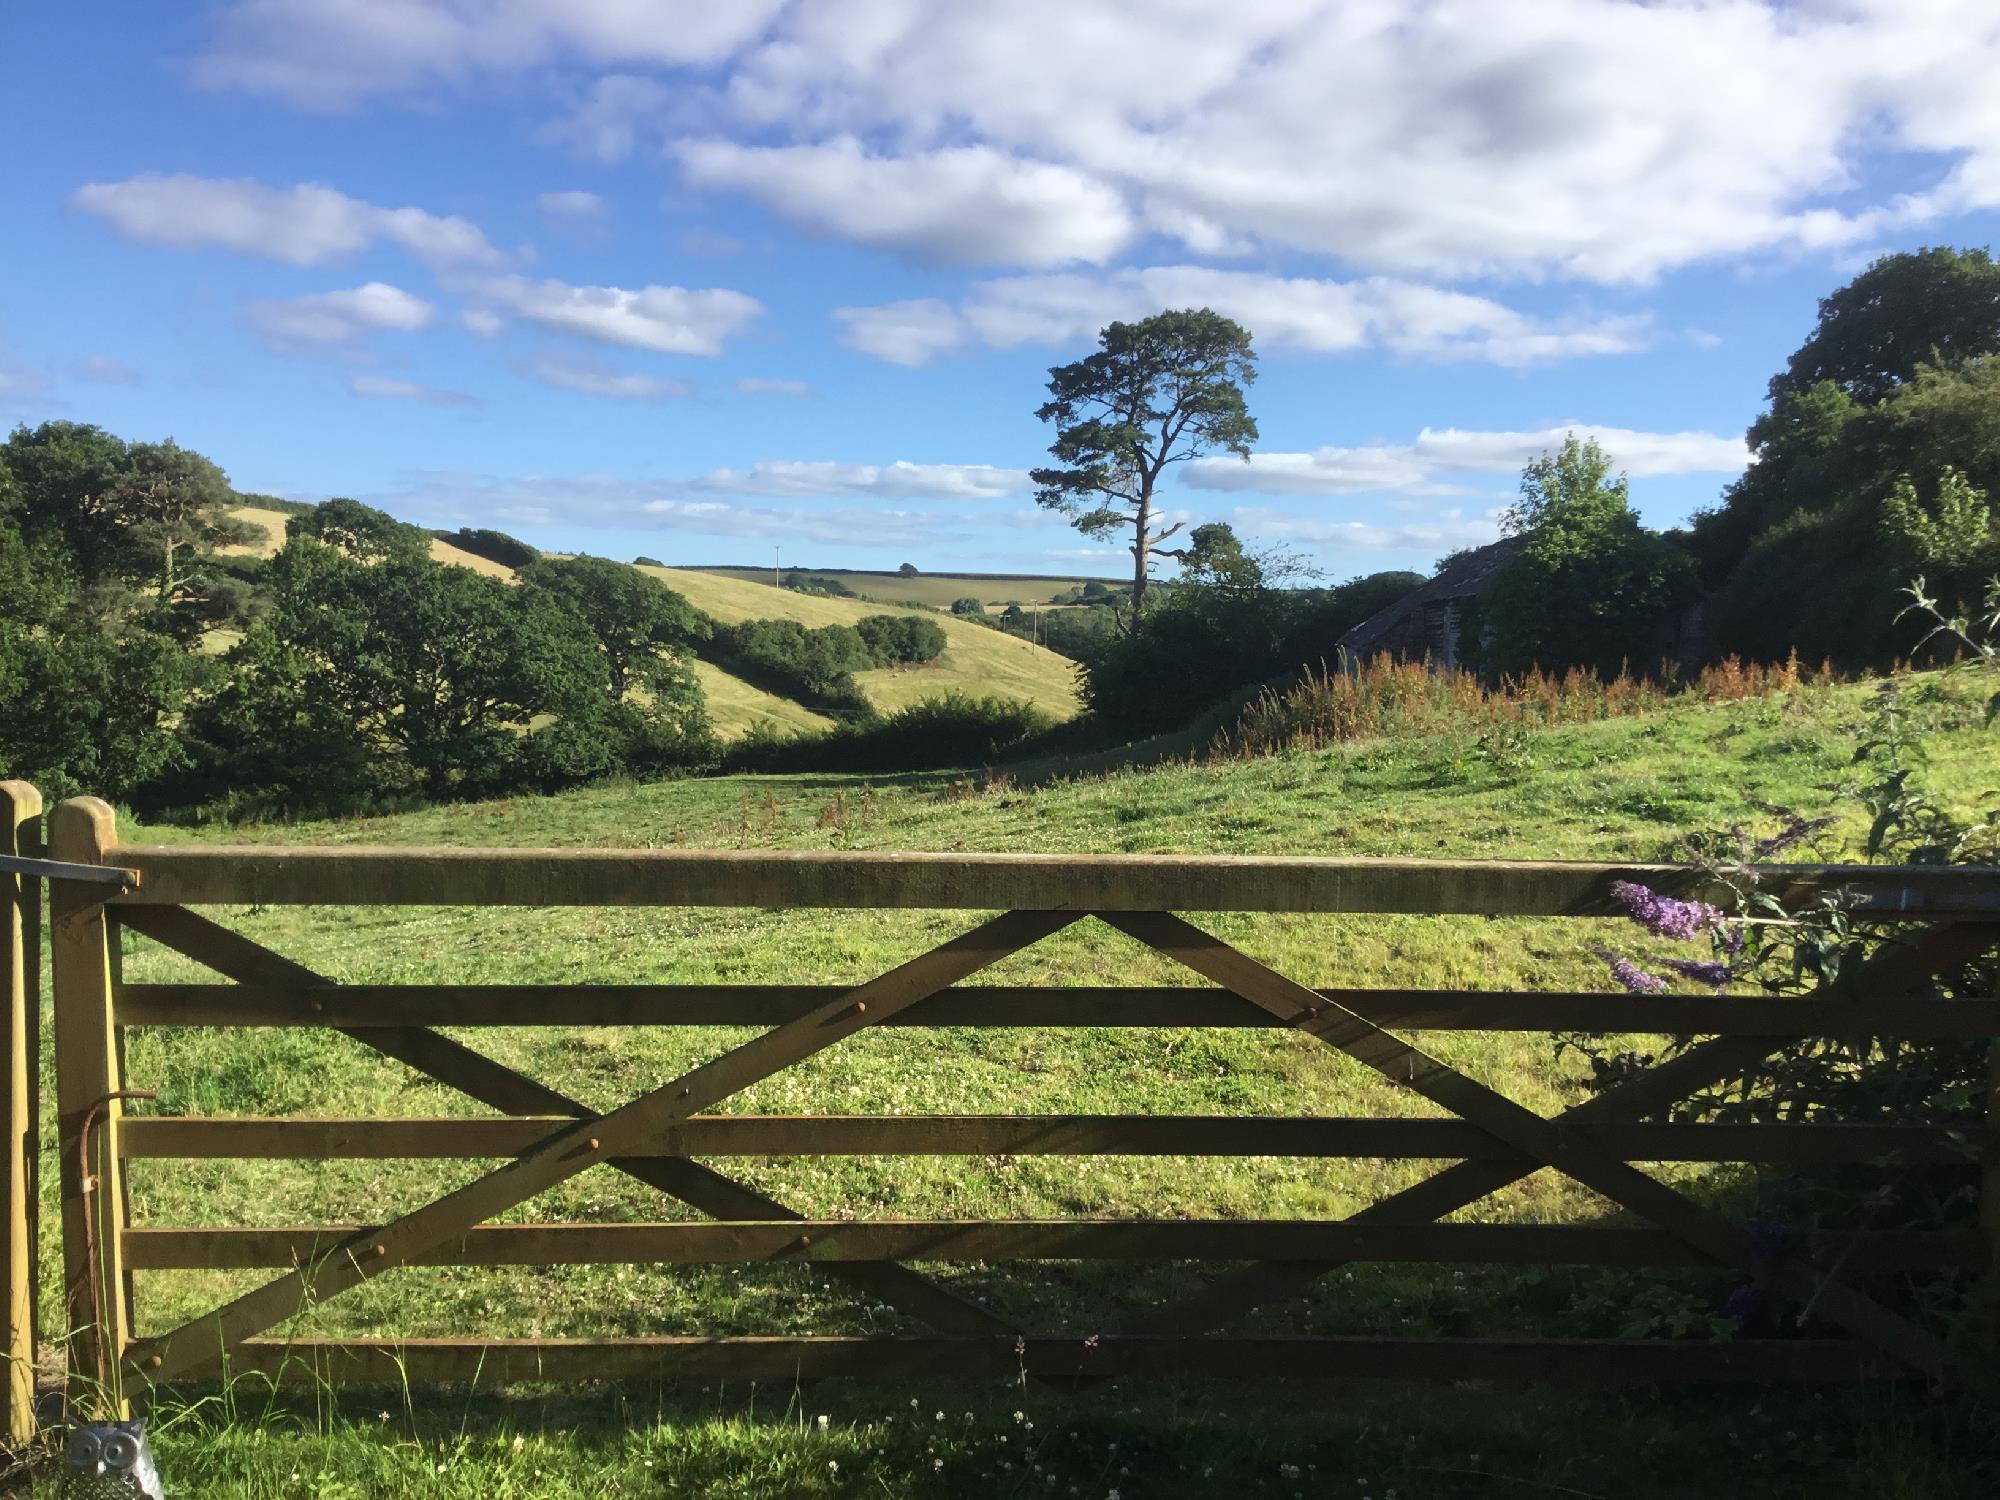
1103, 911, 1963, 1381
119, 906, 1075, 1382
1129, 919, 1996, 1345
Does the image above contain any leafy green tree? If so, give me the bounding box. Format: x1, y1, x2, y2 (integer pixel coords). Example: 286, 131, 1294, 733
950, 597, 986, 616
436, 526, 539, 569
855, 613, 946, 665
3, 420, 131, 569
106, 440, 258, 609
897, 562, 919, 577
520, 554, 710, 699
1771, 246, 2000, 405
1486, 435, 1697, 678
1170, 521, 1263, 591
288, 497, 432, 561
1032, 308, 1258, 626
0, 513, 204, 799
1881, 467, 1993, 570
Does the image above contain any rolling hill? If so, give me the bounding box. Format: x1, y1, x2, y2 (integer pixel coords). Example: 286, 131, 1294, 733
644, 565, 1083, 719
223, 508, 1082, 737
687, 565, 1117, 610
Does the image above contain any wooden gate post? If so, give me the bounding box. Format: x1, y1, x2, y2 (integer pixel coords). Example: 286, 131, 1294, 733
1, 782, 42, 1442
49, 799, 131, 1417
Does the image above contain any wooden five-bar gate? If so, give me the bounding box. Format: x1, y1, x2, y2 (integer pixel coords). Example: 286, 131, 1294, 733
3, 783, 1999, 1437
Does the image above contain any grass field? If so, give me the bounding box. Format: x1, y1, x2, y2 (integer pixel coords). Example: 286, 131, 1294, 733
690, 566, 1118, 610
223, 510, 1084, 738
17, 674, 1996, 1496
647, 566, 1084, 721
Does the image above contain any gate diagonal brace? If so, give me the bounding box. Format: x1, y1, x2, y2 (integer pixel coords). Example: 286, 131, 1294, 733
117, 905, 1070, 1380
1103, 910, 1965, 1382
1131, 919, 1996, 1346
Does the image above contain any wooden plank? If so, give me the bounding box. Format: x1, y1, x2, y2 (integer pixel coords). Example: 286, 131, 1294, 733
115, 980, 2000, 1038
0, 781, 41, 1443
116, 904, 1024, 1347
208, 1334, 1890, 1386
104, 845, 2000, 917
129, 908, 1081, 1382
1107, 909, 1957, 1380
123, 1221, 1984, 1272
1137, 920, 1999, 1340
49, 798, 132, 1416
117, 1113, 1978, 1166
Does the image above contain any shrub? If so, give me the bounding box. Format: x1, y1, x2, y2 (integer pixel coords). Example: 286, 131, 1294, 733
856, 613, 947, 665
724, 692, 1055, 772
951, 596, 986, 615
435, 527, 540, 569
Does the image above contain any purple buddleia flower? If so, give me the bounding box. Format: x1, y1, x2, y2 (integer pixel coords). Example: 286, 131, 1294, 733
1659, 956, 1732, 989
1590, 944, 1670, 994
1720, 923, 1745, 955
1609, 879, 1722, 941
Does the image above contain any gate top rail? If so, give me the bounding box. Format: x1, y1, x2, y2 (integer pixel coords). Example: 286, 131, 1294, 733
85, 841, 2000, 916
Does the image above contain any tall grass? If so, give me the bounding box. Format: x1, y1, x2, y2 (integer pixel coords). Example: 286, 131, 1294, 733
1218, 650, 1832, 758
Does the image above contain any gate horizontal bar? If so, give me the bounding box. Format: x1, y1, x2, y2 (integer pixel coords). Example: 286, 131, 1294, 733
112, 981, 2000, 1037
99, 847, 2000, 916
117, 1114, 1979, 1165
122, 1221, 1982, 1271
0, 852, 135, 887
189, 1334, 1891, 1385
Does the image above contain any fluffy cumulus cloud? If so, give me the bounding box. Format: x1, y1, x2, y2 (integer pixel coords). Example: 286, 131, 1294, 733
1187, 426, 1751, 496
245, 282, 435, 345
467, 276, 763, 355
674, 139, 1136, 267
196, 1, 2000, 281
839, 270, 1646, 368
523, 353, 696, 401
71, 176, 501, 269
347, 374, 478, 406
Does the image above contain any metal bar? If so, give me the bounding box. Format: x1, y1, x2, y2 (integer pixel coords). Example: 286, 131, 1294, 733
0, 854, 135, 889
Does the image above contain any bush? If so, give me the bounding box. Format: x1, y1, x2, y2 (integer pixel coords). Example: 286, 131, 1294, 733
435, 527, 540, 569
725, 692, 1054, 772
703, 617, 876, 714
633, 555, 665, 568
950, 597, 986, 615
856, 613, 947, 665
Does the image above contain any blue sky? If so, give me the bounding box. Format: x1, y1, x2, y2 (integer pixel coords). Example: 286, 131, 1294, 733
5, 1, 1999, 580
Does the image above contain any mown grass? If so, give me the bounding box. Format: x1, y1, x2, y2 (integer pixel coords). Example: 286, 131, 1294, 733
18, 674, 2000, 1496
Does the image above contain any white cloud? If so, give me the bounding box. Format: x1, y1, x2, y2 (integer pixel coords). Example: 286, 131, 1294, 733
0, 366, 46, 402
1187, 425, 1751, 496
1228, 505, 1506, 555
674, 138, 1135, 267
734, 377, 813, 397
833, 299, 969, 366
194, 1, 2000, 281
524, 353, 696, 401
468, 275, 763, 355
840, 269, 1646, 368
348, 374, 477, 406
535, 189, 607, 219
246, 282, 434, 344
196, 2, 786, 112
462, 307, 504, 339
539, 75, 673, 162
70, 355, 143, 386
71, 175, 502, 268
686, 460, 1028, 502
371, 470, 941, 547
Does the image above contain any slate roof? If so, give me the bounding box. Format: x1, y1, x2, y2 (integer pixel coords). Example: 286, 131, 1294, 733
1333, 534, 1526, 661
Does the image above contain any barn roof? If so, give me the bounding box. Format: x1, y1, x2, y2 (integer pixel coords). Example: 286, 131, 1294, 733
1333, 534, 1525, 661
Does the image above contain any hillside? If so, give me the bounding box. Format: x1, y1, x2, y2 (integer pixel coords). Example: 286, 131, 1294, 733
646, 564, 1083, 719
689, 565, 1116, 609
224, 508, 1081, 736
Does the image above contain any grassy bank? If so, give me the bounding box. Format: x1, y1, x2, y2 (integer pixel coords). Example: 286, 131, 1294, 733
18, 674, 1999, 1496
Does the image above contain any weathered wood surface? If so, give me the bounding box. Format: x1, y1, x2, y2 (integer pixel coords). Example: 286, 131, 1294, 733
115, 904, 1018, 1347
100, 845, 2000, 916
1136, 920, 1999, 1341
49, 799, 131, 1414
131, 909, 1078, 1382
1, 782, 40, 1442
114, 980, 2000, 1037
117, 1114, 1977, 1166
122, 1221, 1982, 1271
204, 1334, 1889, 1385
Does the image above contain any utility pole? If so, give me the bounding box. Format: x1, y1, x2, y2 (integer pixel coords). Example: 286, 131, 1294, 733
773, 546, 780, 588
